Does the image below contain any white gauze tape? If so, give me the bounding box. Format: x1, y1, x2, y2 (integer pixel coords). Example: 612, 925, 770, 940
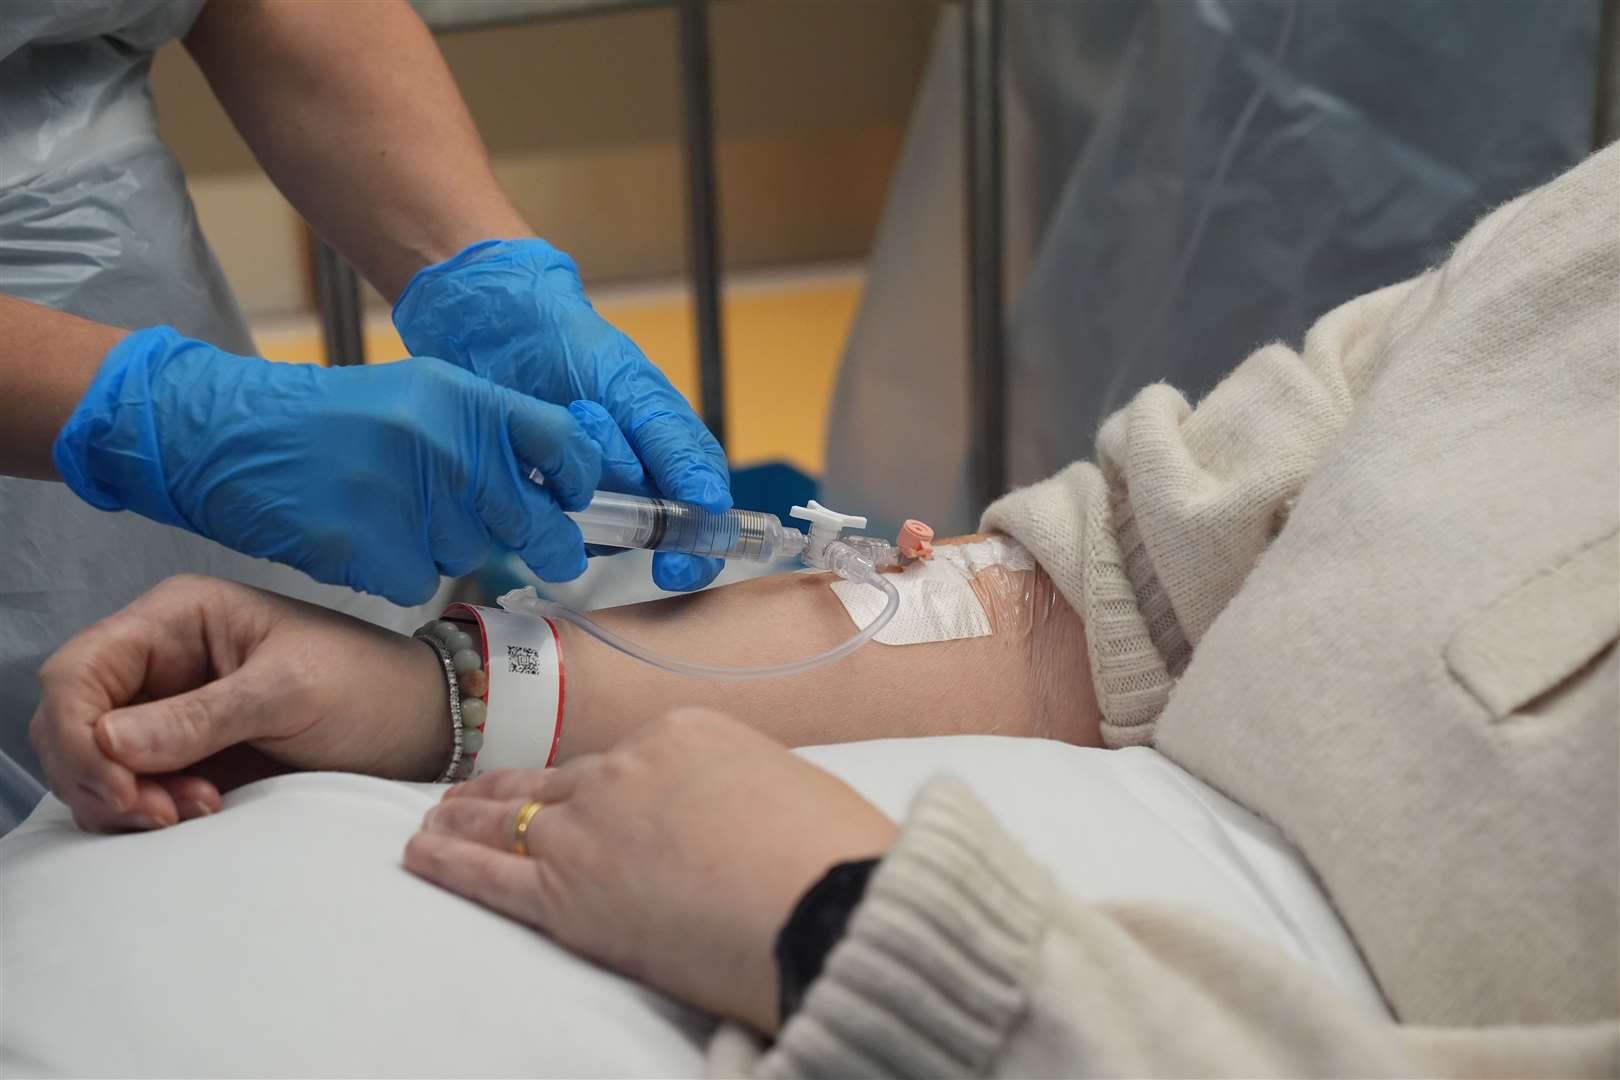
444, 603, 564, 773
829, 536, 1035, 646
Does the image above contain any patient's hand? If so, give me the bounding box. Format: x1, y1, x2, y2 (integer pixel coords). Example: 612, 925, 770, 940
31, 574, 450, 831
405, 708, 897, 1034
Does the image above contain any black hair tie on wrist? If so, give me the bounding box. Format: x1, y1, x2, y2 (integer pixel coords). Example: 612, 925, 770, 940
774, 857, 882, 1026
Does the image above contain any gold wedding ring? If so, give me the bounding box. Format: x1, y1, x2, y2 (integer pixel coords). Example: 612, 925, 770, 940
512, 800, 543, 856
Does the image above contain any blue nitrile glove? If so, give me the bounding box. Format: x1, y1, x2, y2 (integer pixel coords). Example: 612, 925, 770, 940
392, 238, 731, 592
52, 326, 604, 606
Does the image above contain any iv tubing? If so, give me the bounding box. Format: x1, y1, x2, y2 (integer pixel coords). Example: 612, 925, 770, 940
516, 545, 901, 682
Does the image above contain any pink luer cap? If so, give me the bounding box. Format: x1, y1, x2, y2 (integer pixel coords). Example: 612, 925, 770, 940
897, 519, 935, 560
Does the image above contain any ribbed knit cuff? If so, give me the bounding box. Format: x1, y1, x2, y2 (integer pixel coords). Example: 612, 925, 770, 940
1110, 501, 1188, 676
982, 461, 1179, 747
758, 777, 1054, 1079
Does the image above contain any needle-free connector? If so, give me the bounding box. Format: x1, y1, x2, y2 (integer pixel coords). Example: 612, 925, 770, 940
898, 519, 935, 560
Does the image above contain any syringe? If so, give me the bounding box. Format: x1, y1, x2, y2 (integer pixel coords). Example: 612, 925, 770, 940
509, 477, 902, 680
529, 474, 807, 563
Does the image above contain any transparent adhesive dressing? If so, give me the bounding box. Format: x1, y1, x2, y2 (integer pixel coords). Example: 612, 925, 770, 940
509, 484, 902, 681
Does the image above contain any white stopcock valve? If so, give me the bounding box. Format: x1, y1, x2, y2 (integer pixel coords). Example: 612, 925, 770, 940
790, 500, 868, 568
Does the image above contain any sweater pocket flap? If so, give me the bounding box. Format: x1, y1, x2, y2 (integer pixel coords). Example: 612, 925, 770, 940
1446, 531, 1619, 718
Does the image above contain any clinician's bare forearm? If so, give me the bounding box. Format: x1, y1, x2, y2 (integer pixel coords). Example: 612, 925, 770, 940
184, 0, 531, 301
0, 295, 125, 480
554, 544, 1103, 760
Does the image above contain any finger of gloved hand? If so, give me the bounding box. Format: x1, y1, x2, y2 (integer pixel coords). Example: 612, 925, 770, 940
375, 572, 443, 608
652, 551, 724, 593
626, 410, 732, 515
427, 509, 495, 581
443, 759, 587, 804
506, 396, 602, 513
505, 483, 588, 583
509, 479, 589, 580
495, 398, 598, 581
311, 534, 441, 608
562, 400, 643, 559
567, 400, 653, 498
93, 668, 275, 776
352, 562, 442, 607
403, 830, 543, 928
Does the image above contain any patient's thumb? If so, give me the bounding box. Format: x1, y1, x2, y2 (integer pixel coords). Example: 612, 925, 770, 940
95, 676, 261, 774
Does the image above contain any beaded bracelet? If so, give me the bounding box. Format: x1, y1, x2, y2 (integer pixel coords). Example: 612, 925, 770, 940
414, 619, 489, 783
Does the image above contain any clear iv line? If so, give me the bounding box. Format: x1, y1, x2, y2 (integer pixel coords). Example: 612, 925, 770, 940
505, 550, 900, 682
501, 484, 904, 681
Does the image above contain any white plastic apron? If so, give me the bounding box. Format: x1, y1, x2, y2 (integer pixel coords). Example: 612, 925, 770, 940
0, 1, 442, 828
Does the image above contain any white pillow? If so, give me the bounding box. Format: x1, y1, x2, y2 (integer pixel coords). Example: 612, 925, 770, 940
0, 738, 1383, 1078
797, 740, 1385, 1010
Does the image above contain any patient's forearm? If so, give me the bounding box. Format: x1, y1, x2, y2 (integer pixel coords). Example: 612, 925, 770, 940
553, 538, 1101, 760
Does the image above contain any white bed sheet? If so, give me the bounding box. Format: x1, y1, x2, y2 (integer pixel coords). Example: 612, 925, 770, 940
0, 737, 1384, 1078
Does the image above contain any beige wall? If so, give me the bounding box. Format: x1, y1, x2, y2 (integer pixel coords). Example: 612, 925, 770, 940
153, 0, 941, 315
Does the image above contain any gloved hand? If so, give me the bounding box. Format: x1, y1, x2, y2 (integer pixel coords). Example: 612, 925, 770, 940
393, 238, 731, 592
53, 326, 603, 605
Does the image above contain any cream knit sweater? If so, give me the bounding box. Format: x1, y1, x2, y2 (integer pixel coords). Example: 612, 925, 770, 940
755, 146, 1620, 1077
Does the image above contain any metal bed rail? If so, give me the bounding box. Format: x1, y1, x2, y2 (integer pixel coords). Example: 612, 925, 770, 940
962, 0, 1004, 514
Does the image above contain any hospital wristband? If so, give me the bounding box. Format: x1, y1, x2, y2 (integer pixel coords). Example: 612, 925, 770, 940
435, 603, 565, 774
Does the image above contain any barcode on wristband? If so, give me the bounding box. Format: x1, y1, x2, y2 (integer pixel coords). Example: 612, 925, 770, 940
507, 644, 541, 676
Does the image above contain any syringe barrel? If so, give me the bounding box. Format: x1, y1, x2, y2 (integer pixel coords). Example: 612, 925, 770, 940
565, 490, 797, 562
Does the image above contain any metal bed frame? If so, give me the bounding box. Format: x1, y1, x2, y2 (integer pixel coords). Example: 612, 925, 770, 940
962, 0, 1003, 515
311, 0, 1008, 505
